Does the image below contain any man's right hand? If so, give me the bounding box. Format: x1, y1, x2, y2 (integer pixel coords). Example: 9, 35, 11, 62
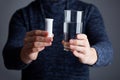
20, 30, 53, 64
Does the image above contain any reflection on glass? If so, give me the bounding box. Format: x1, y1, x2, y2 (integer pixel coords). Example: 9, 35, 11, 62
63, 10, 83, 51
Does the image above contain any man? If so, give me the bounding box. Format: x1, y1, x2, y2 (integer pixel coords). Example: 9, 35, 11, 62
3, 0, 113, 80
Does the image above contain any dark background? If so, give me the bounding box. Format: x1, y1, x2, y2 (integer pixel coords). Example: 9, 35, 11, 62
0, 0, 120, 80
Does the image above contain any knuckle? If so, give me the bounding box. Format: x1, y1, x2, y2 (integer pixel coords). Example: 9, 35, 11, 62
34, 30, 38, 35
42, 43, 46, 46
40, 37, 44, 41
32, 42, 37, 47
76, 40, 79, 45
32, 58, 36, 60
32, 48, 37, 52
82, 41, 86, 45
82, 48, 86, 52
72, 39, 77, 45
84, 40, 88, 46
32, 30, 39, 35
24, 37, 28, 42
34, 36, 39, 41
29, 54, 37, 60
83, 34, 87, 38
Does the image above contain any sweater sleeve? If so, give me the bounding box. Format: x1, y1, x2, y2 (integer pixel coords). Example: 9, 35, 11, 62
2, 9, 29, 70
86, 4, 113, 67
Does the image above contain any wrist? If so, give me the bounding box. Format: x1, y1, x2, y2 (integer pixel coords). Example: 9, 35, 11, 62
21, 55, 33, 64
20, 49, 33, 64
89, 48, 98, 65
20, 53, 32, 64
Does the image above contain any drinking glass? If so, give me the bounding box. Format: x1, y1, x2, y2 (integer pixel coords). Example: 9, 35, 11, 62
63, 10, 83, 51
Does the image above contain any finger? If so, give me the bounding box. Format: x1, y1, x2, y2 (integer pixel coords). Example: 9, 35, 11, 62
62, 40, 69, 46
33, 42, 52, 47
23, 46, 45, 57
77, 34, 88, 40
25, 47, 40, 54
26, 30, 48, 37
29, 51, 39, 60
24, 36, 53, 43
70, 45, 86, 53
37, 47, 45, 52
72, 50, 84, 59
21, 47, 45, 63
24, 42, 52, 48
72, 50, 86, 63
26, 47, 44, 55
69, 39, 88, 47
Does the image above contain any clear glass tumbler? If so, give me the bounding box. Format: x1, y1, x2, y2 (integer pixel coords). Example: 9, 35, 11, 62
63, 10, 83, 51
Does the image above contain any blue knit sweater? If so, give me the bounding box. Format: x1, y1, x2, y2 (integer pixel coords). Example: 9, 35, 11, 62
3, 0, 113, 80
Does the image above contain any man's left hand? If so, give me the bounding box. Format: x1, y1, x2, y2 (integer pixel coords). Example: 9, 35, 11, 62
69, 34, 97, 65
